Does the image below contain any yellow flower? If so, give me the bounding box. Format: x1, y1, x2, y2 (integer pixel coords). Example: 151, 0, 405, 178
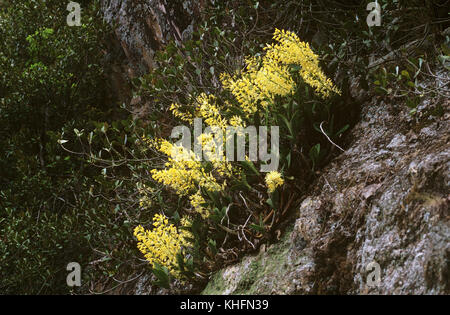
229, 115, 246, 127
151, 138, 224, 196
189, 191, 209, 219
170, 103, 194, 123
265, 171, 284, 193
221, 29, 340, 118
195, 93, 229, 130
180, 216, 193, 242
134, 213, 191, 276
265, 29, 341, 98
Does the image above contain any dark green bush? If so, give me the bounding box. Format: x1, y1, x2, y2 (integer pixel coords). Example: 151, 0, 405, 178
0, 0, 141, 294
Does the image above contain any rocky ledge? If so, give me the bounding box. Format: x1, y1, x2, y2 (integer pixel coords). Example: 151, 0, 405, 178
202, 74, 449, 295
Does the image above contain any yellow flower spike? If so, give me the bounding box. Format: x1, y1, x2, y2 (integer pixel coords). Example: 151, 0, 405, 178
134, 214, 191, 276
189, 191, 210, 219
170, 103, 194, 123
265, 171, 284, 193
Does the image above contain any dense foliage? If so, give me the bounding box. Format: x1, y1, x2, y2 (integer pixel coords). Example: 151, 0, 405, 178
0, 0, 135, 294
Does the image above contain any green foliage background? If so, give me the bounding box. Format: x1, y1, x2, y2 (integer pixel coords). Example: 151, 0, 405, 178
0, 0, 138, 294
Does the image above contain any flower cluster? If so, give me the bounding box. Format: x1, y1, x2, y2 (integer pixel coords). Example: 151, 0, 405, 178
153, 93, 240, 218
265, 171, 284, 193
169, 103, 194, 123
194, 93, 229, 131
151, 140, 224, 198
189, 191, 209, 219
266, 29, 341, 98
134, 214, 192, 276
220, 53, 294, 117
221, 29, 340, 118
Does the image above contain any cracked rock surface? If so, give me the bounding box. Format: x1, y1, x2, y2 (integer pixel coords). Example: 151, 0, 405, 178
202, 78, 449, 295
101, 0, 203, 77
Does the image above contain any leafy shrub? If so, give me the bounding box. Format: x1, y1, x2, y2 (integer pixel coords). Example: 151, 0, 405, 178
0, 0, 137, 294
131, 29, 342, 283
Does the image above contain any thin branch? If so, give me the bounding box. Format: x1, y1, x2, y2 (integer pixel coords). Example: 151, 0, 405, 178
319, 121, 345, 152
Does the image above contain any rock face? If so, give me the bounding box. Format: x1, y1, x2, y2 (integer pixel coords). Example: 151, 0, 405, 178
203, 77, 449, 294
100, 0, 205, 114
101, 0, 204, 77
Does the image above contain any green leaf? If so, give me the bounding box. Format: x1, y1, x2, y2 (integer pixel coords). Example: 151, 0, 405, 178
309, 143, 321, 170
285, 152, 291, 168
278, 113, 293, 137
208, 239, 217, 255
266, 198, 274, 208
335, 124, 349, 137
240, 160, 260, 176
401, 70, 410, 80
250, 224, 265, 233
151, 263, 170, 289
374, 86, 388, 95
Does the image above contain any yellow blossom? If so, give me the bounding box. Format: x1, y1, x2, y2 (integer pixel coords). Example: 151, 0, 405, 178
134, 213, 190, 276
265, 171, 284, 193
221, 29, 340, 118
151, 138, 223, 196
170, 103, 194, 123
265, 29, 341, 98
189, 191, 209, 219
